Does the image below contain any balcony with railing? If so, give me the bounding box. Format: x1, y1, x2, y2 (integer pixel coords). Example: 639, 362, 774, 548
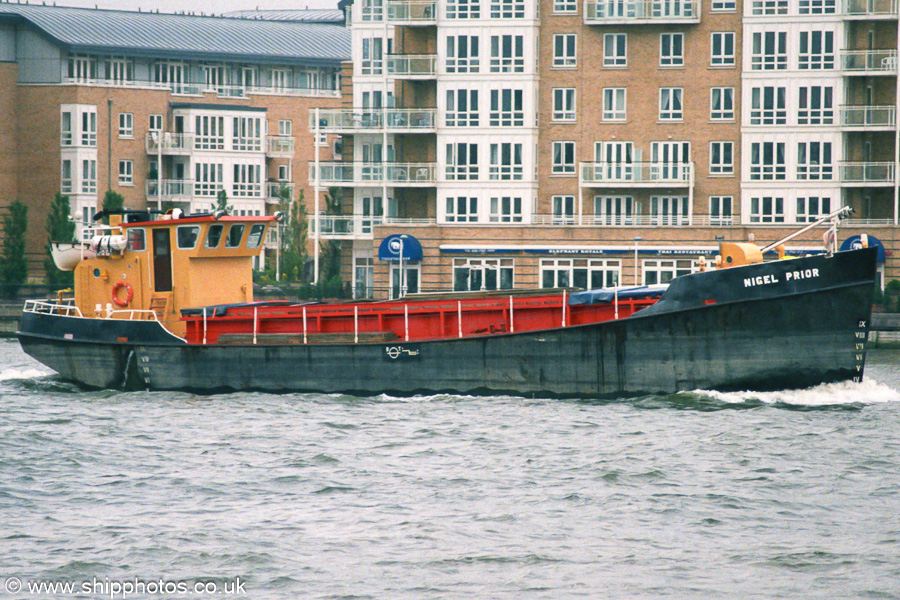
386, 55, 438, 79
310, 162, 437, 186
60, 76, 340, 98
145, 179, 194, 202
843, 0, 897, 18
840, 105, 896, 129
842, 50, 898, 74
386, 1, 437, 23
309, 215, 435, 240
311, 109, 438, 134
267, 135, 294, 157
579, 162, 694, 187
584, 0, 701, 24
145, 132, 194, 155
267, 181, 295, 202
839, 162, 896, 185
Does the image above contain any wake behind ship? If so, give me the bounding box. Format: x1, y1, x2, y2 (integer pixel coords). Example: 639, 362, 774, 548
18, 207, 877, 397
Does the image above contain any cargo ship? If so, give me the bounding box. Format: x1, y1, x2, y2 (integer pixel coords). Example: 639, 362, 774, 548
17, 207, 877, 397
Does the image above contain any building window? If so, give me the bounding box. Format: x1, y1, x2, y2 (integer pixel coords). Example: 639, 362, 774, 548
233, 164, 262, 197
649, 196, 689, 226
66, 54, 96, 82
594, 196, 635, 226
61, 159, 73, 194
553, 34, 577, 68
81, 111, 97, 146
491, 0, 525, 19
660, 33, 684, 67
710, 87, 734, 120
603, 33, 627, 67
709, 196, 733, 225
797, 197, 831, 222
799, 0, 835, 13
102, 56, 132, 84
541, 259, 621, 289
711, 0, 736, 10
278, 164, 291, 181
552, 142, 576, 175
490, 89, 524, 126
750, 87, 787, 125
750, 142, 786, 180
153, 60, 187, 93
552, 195, 575, 223
354, 257, 374, 300
446, 196, 478, 222
490, 196, 523, 222
195, 115, 225, 150
750, 197, 785, 223
361, 37, 384, 75
454, 258, 514, 291
61, 111, 73, 146
798, 86, 834, 125
710, 142, 733, 175
447, 0, 481, 18
446, 143, 479, 180
447, 35, 480, 73
271, 68, 291, 92
603, 88, 626, 121
799, 31, 835, 70
446, 89, 479, 127
149, 114, 163, 131
81, 159, 97, 194
490, 143, 523, 180
195, 163, 223, 197
642, 259, 695, 285
118, 159, 133, 185
553, 0, 577, 12
279, 120, 292, 136
797, 141, 833, 180
233, 117, 263, 152
553, 88, 576, 121
751, 0, 788, 14
711, 32, 735, 66
659, 88, 683, 121
490, 35, 524, 73
751, 32, 787, 70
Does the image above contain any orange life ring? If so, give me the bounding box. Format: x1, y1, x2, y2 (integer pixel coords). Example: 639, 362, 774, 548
111, 281, 133, 307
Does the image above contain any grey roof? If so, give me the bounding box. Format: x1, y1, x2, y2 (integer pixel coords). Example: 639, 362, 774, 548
223, 9, 345, 24
0, 2, 350, 65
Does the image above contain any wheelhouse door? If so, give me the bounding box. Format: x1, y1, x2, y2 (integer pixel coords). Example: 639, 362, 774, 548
152, 228, 173, 292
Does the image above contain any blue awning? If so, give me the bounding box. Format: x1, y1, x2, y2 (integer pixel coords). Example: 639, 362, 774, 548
378, 234, 423, 262
841, 234, 886, 263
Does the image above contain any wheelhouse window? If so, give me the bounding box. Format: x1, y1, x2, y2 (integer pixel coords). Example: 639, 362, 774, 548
177, 225, 200, 249
225, 224, 245, 248
205, 224, 224, 248
246, 223, 266, 249
127, 228, 146, 251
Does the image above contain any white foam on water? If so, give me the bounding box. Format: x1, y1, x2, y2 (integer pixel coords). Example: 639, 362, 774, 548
700, 378, 900, 406
0, 367, 53, 383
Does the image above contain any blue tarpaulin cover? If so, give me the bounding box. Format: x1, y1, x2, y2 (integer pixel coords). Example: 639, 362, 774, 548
568, 285, 668, 306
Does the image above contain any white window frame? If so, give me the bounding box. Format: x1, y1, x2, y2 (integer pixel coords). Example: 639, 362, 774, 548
750, 142, 786, 180
709, 195, 733, 225
603, 88, 627, 122
711, 32, 735, 66
750, 196, 785, 223
553, 34, 577, 68
603, 33, 627, 67
489, 143, 524, 180
750, 87, 787, 125
446, 89, 480, 127
799, 31, 835, 70
490, 196, 523, 222
118, 159, 133, 185
553, 88, 576, 122
798, 86, 834, 125
552, 142, 576, 175
453, 258, 515, 291
797, 141, 833, 180
447, 35, 480, 74
660, 33, 684, 67
490, 89, 524, 126
552, 195, 575, 224
118, 113, 133, 138
490, 34, 524, 73
709, 142, 734, 175
751, 31, 787, 70
446, 196, 479, 222
710, 87, 734, 121
659, 88, 683, 121
541, 258, 621, 289
796, 196, 832, 222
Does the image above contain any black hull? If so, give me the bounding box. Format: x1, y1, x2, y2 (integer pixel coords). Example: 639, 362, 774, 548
18, 248, 877, 398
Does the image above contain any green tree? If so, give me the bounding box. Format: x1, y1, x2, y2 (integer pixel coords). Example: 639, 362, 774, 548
319, 187, 343, 285
1, 200, 29, 299
102, 190, 124, 212
216, 189, 233, 213
44, 193, 76, 287
277, 187, 308, 282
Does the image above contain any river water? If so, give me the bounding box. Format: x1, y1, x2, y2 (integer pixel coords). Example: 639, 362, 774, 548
1, 338, 898, 600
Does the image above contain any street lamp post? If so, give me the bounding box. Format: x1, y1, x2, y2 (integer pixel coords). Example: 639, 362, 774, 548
633, 236, 643, 286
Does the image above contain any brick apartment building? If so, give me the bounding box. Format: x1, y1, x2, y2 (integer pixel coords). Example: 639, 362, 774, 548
312, 0, 899, 299
0, 3, 350, 273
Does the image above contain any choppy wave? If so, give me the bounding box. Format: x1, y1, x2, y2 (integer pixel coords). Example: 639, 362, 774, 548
0, 367, 53, 383
700, 378, 900, 407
